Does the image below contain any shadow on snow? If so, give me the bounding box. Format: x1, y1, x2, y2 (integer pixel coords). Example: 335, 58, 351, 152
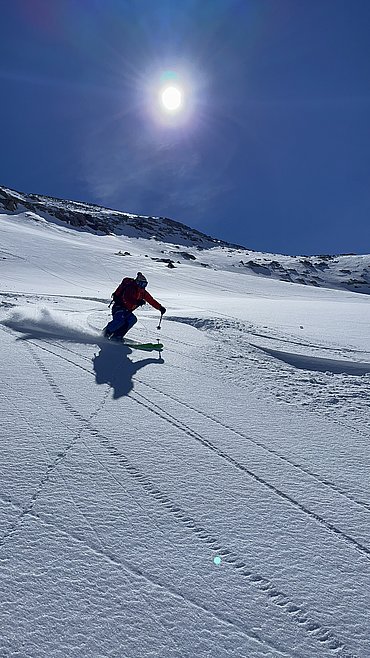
93, 341, 163, 400
2, 313, 163, 400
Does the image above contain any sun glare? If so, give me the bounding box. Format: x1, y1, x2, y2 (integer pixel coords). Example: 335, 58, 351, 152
161, 85, 182, 112
144, 69, 193, 125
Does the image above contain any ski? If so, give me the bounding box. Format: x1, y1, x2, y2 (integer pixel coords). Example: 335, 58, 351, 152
123, 339, 163, 352
103, 332, 163, 351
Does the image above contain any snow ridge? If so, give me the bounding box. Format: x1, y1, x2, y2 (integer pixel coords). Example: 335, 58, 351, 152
0, 184, 243, 249
1, 184, 369, 294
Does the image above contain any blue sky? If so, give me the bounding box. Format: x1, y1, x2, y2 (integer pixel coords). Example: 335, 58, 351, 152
1, 0, 369, 255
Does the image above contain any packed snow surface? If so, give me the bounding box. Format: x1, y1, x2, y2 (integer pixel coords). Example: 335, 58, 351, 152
0, 211, 370, 657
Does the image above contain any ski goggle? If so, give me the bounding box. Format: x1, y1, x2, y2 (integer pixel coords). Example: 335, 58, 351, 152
137, 280, 147, 288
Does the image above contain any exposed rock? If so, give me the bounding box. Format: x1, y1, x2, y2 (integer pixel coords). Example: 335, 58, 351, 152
176, 251, 196, 260
269, 260, 284, 270
245, 260, 271, 275
347, 278, 366, 286
299, 259, 316, 270
151, 257, 176, 266
0, 196, 18, 212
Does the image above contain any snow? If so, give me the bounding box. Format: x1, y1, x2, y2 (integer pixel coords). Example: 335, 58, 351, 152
0, 210, 370, 657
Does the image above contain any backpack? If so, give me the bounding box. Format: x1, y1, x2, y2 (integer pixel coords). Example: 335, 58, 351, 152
111, 277, 133, 306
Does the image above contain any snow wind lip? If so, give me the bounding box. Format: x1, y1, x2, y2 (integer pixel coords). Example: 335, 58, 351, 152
252, 344, 370, 376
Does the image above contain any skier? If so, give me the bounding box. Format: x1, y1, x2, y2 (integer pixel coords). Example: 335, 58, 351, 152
103, 272, 166, 340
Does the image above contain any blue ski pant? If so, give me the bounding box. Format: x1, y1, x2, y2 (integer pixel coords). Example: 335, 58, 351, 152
106, 306, 137, 337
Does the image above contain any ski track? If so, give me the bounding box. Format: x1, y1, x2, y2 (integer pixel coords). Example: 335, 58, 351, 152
169, 308, 369, 357
130, 389, 370, 561
134, 378, 370, 513
26, 512, 290, 658
7, 331, 360, 658
131, 308, 370, 439
32, 334, 370, 519
0, 345, 110, 550
9, 339, 291, 656
33, 314, 370, 445
8, 293, 370, 442
19, 333, 370, 562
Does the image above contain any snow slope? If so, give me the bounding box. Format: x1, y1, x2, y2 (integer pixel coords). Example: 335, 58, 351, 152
1, 210, 370, 658
1, 185, 370, 295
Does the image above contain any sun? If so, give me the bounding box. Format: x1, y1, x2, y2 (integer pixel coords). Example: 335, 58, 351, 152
160, 85, 182, 112
146, 70, 192, 124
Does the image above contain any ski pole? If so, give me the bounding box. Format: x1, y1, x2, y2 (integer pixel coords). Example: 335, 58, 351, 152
157, 312, 163, 330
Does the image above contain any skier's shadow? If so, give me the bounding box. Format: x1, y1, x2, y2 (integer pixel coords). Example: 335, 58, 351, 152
93, 341, 164, 400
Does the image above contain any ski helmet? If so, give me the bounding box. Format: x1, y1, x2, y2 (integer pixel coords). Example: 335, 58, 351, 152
135, 272, 148, 288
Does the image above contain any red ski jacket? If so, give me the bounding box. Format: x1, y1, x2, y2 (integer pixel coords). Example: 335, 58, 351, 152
113, 277, 162, 312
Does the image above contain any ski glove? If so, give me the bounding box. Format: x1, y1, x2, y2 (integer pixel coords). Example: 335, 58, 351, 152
159, 306, 166, 315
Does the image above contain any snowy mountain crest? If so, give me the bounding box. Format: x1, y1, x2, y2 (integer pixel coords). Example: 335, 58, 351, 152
1, 184, 369, 294
0, 185, 244, 250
